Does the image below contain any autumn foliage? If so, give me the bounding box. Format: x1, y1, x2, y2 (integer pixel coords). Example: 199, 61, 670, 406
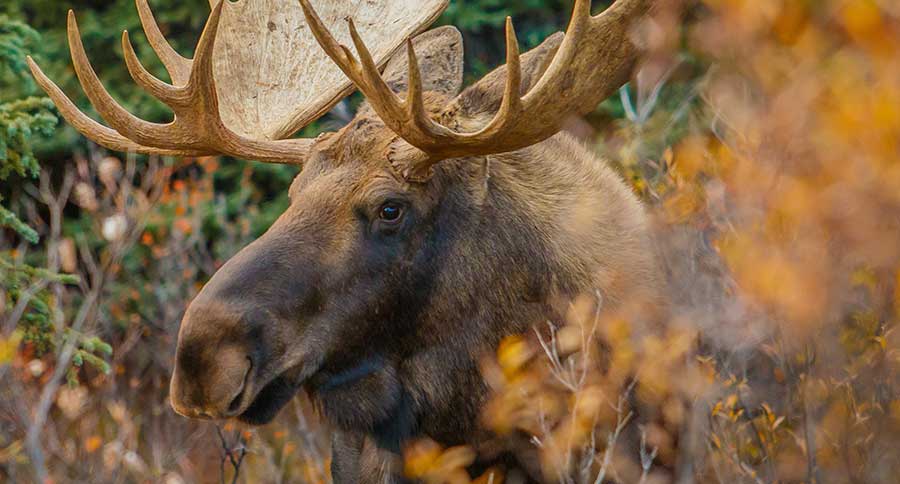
2, 0, 900, 483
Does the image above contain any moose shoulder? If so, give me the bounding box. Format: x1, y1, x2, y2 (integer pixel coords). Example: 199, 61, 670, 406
30, 0, 662, 481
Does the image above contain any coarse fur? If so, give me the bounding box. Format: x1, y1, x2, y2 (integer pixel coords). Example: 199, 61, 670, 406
169, 28, 663, 483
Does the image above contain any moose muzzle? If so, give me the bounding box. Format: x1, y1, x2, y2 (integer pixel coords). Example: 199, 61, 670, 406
169, 298, 256, 420
168, 225, 317, 424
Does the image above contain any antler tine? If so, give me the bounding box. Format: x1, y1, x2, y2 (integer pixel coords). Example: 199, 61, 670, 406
300, 0, 426, 136
523, 0, 593, 105
402, 39, 461, 147
25, 56, 208, 157
345, 18, 410, 127
297, 0, 363, 85
467, 17, 524, 142
67, 11, 179, 149
405, 40, 427, 122
135, 0, 191, 86
187, 0, 226, 114
122, 30, 185, 107
500, 17, 523, 117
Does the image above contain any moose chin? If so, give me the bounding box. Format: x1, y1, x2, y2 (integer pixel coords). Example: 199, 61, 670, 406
30, 0, 662, 480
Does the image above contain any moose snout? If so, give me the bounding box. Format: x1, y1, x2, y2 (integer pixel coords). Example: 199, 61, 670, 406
170, 344, 251, 419
169, 299, 259, 420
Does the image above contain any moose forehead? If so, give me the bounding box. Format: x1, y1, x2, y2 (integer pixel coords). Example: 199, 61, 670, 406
287, 115, 416, 207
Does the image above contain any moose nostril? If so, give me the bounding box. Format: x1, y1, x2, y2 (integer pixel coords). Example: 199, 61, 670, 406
227, 388, 245, 415
226, 357, 253, 415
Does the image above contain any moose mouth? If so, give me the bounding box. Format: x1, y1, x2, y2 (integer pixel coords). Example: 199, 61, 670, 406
233, 358, 380, 425
236, 374, 301, 425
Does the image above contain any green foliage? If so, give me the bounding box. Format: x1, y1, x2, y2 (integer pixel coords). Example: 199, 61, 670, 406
0, 13, 102, 384
0, 255, 78, 354
0, 15, 60, 347
0, 97, 57, 243
0, 14, 39, 82
67, 334, 113, 386
0, 15, 57, 242
0, 97, 56, 180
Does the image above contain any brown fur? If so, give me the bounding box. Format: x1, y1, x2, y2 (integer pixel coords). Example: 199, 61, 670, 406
170, 30, 663, 483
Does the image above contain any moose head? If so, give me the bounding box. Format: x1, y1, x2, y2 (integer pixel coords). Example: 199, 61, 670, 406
30, 0, 656, 451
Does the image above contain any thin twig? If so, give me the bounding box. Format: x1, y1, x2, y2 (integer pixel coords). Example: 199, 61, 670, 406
216, 425, 248, 484
637, 426, 659, 484
594, 381, 637, 484
2, 279, 49, 336
25, 286, 101, 482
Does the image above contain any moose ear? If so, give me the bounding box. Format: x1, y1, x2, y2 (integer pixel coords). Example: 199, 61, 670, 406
381, 26, 465, 98
445, 31, 564, 122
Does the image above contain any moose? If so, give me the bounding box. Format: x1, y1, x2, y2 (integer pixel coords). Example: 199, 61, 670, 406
29, 0, 663, 481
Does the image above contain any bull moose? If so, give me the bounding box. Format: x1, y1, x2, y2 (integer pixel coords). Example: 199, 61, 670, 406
28, 0, 663, 480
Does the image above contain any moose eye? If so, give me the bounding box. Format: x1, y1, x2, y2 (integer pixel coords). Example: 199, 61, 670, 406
378, 202, 404, 223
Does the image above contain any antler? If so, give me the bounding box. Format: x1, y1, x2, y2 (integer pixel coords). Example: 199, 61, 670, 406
28, 1, 311, 163
300, 0, 651, 165
27, 0, 449, 164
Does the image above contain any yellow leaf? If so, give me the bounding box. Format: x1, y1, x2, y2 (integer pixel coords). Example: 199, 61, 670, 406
772, 416, 786, 430
725, 394, 738, 409
496, 336, 532, 378
403, 439, 442, 478
0, 331, 22, 365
